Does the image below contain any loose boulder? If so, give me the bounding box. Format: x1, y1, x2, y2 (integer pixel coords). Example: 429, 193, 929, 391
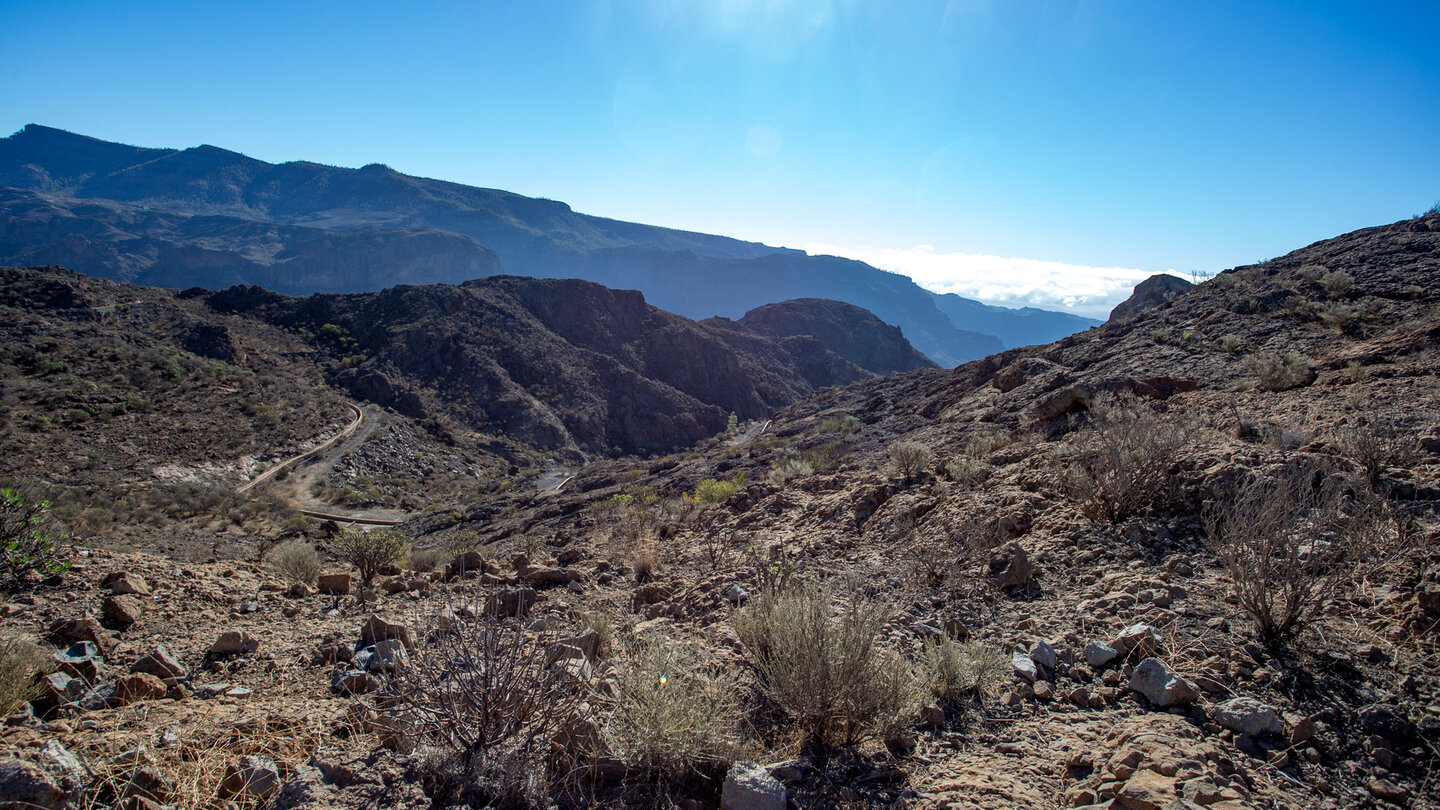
1128, 658, 1199, 708
1213, 697, 1283, 737
721, 761, 786, 810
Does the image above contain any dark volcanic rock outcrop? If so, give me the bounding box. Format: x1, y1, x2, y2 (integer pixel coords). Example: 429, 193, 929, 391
732, 298, 937, 375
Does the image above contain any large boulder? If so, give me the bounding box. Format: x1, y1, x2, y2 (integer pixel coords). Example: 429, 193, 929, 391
0, 758, 65, 810
1213, 697, 1282, 737
987, 542, 1032, 589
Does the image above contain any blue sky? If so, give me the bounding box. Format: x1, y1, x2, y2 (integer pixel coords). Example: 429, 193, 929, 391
2, 1, 1437, 316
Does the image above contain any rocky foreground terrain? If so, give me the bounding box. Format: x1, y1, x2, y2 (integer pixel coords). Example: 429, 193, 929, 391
2, 215, 1439, 809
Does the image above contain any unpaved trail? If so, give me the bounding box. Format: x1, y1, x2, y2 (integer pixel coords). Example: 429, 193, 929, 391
237, 402, 407, 526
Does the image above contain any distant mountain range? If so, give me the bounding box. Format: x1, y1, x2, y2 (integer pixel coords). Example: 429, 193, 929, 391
0, 124, 1100, 363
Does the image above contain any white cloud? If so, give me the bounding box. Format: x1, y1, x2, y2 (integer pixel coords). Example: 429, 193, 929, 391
804, 242, 1173, 319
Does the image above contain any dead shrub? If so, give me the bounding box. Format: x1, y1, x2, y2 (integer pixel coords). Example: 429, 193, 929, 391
1064, 392, 1193, 522
330, 527, 406, 586
268, 540, 320, 585
1204, 461, 1387, 646
733, 582, 919, 748
408, 547, 442, 573
388, 606, 578, 807
888, 441, 932, 483
943, 457, 989, 486
1334, 416, 1416, 485
765, 456, 813, 486
604, 636, 740, 782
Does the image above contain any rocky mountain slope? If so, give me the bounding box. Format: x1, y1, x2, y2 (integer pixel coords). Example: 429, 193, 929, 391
0, 124, 1088, 364
2, 215, 1438, 810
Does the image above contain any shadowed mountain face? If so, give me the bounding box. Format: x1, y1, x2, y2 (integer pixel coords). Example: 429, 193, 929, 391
730, 298, 937, 374
204, 276, 931, 456
0, 124, 1095, 365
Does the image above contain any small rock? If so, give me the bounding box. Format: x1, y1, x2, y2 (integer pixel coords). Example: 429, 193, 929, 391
104, 571, 151, 596
1114, 624, 1162, 658
209, 631, 258, 657
1117, 768, 1176, 810
721, 761, 786, 810
1012, 650, 1039, 682
316, 573, 351, 595
218, 755, 281, 800
359, 615, 413, 651
918, 704, 945, 730
46, 617, 113, 654
102, 595, 145, 629
287, 582, 313, 598
1213, 697, 1282, 737
124, 766, 175, 802
558, 629, 601, 662
0, 758, 65, 810
365, 639, 409, 673
130, 646, 186, 682
194, 683, 232, 699
331, 670, 378, 695
485, 588, 538, 618
1084, 641, 1121, 669
1033, 681, 1054, 701
1128, 657, 1199, 708
524, 567, 579, 587
1367, 778, 1409, 803
725, 584, 748, 604
52, 642, 103, 681
987, 542, 1032, 589
115, 673, 167, 704
1030, 640, 1057, 675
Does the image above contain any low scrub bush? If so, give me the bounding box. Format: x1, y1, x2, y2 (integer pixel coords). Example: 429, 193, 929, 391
765, 457, 813, 486
605, 636, 740, 782
1064, 392, 1192, 522
920, 637, 1008, 710
734, 582, 919, 748
269, 541, 320, 585
1247, 350, 1315, 392
888, 441, 932, 482
1204, 461, 1387, 646
330, 527, 406, 586
1320, 270, 1354, 299
389, 608, 577, 807
818, 415, 858, 434
944, 457, 989, 486
408, 547, 442, 573
692, 471, 745, 504
0, 634, 53, 716
1334, 416, 1416, 485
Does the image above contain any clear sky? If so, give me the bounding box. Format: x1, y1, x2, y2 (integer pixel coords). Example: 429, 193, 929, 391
2, 1, 1437, 317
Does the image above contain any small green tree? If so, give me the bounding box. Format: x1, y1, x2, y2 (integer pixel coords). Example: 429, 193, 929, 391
331, 527, 406, 586
1, 488, 70, 591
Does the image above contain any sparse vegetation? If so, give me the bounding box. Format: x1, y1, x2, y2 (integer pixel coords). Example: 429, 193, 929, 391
734, 582, 919, 748
1320, 269, 1354, 299
268, 540, 320, 585
1064, 392, 1192, 522
765, 456, 814, 485
1247, 350, 1315, 392
408, 547, 442, 573
919, 636, 1008, 710
691, 471, 746, 504
330, 527, 406, 586
605, 636, 740, 782
0, 634, 53, 716
888, 440, 932, 483
1334, 415, 1416, 485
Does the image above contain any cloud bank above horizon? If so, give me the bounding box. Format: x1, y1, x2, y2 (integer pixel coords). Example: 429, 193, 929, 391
804, 242, 1174, 320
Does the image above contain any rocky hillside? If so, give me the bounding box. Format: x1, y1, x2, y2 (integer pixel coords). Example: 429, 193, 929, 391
728, 297, 938, 375
0, 124, 1090, 364
1, 215, 1438, 810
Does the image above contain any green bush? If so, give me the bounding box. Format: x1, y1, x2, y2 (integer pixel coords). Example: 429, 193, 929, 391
1, 488, 70, 591
330, 527, 406, 586
691, 471, 746, 504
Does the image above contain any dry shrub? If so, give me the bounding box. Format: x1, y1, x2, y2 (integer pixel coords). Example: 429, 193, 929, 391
943, 457, 989, 486
1315, 300, 1361, 330
408, 547, 442, 573
604, 636, 740, 781
765, 457, 813, 486
963, 430, 1009, 458
389, 606, 578, 808
268, 540, 320, 585
734, 582, 919, 748
1205, 461, 1389, 646
920, 637, 1008, 710
1247, 350, 1315, 392
330, 527, 406, 586
633, 538, 660, 583
888, 441, 932, 483
572, 609, 615, 659
1065, 392, 1193, 522
1219, 334, 1244, 355
1320, 269, 1354, 299
1334, 416, 1416, 485
0, 634, 52, 715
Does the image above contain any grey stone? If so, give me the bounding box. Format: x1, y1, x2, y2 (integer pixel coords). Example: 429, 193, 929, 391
1030, 640, 1057, 674
274, 764, 333, 809
34, 740, 86, 804
1213, 696, 1283, 736
218, 754, 282, 800
1012, 650, 1039, 682
365, 639, 408, 673
1128, 657, 1199, 708
331, 670, 379, 695
721, 761, 786, 810
52, 641, 103, 681
485, 587, 538, 618
1084, 641, 1120, 669
1114, 623, 1163, 658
